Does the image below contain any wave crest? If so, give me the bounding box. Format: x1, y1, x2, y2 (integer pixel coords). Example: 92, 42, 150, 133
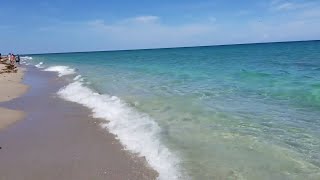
21, 56, 33, 60
35, 62, 44, 68
57, 80, 183, 180
44, 66, 76, 77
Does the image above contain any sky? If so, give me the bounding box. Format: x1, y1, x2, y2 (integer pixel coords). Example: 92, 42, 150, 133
0, 0, 320, 54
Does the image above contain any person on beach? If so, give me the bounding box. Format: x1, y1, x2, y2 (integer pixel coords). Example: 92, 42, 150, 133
10, 54, 15, 65
6, 53, 11, 64
15, 54, 21, 64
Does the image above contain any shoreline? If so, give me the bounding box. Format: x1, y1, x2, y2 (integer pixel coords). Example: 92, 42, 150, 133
0, 65, 158, 179
0, 63, 28, 130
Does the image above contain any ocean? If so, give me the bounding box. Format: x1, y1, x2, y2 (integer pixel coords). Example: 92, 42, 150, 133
22, 41, 320, 179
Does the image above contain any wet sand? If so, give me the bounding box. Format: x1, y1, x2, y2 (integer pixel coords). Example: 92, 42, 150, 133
0, 66, 157, 180
0, 64, 28, 130
0, 108, 25, 131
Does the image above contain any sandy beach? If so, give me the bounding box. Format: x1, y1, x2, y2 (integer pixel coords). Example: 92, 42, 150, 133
0, 63, 28, 130
0, 65, 157, 179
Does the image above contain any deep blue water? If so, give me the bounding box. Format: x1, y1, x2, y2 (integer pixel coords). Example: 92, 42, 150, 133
24, 41, 320, 179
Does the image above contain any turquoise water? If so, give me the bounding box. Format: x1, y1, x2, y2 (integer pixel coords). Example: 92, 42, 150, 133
25, 41, 320, 179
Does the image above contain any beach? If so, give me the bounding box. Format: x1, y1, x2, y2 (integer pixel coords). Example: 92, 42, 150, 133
0, 65, 157, 179
2, 0, 320, 178
0, 64, 27, 130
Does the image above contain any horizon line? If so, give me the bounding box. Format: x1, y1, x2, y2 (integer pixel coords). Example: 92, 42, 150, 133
25, 39, 319, 56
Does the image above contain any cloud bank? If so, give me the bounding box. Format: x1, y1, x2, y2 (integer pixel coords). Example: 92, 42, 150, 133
30, 12, 319, 53
1, 1, 320, 54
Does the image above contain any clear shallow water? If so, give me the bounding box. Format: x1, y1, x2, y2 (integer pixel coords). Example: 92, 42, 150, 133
24, 41, 320, 179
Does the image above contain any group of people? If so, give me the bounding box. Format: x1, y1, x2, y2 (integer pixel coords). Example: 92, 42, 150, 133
0, 53, 20, 65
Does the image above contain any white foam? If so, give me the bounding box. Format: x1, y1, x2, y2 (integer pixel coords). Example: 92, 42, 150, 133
20, 56, 33, 64
44, 66, 76, 77
73, 75, 82, 81
21, 56, 33, 60
58, 80, 183, 180
35, 62, 44, 68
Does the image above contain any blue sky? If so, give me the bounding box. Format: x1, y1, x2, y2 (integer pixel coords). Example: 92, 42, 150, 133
1, 0, 320, 54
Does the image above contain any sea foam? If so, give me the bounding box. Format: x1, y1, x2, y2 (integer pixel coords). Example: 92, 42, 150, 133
21, 56, 33, 60
20, 56, 33, 65
57, 79, 183, 180
44, 66, 76, 77
35, 62, 44, 68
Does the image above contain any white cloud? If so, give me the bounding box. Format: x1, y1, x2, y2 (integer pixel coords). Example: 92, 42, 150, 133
247, 18, 320, 42
5, 13, 320, 54
130, 15, 160, 23
85, 16, 218, 49
271, 1, 315, 11
275, 2, 297, 11
80, 13, 320, 51
299, 7, 320, 18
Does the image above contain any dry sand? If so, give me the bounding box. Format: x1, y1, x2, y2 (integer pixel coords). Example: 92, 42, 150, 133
0, 63, 28, 130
